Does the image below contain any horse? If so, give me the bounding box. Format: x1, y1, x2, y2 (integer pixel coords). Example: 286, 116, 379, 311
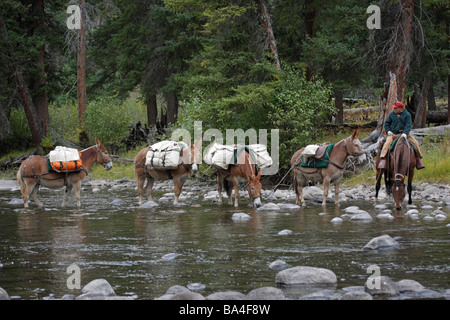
134, 140, 202, 205
290, 129, 364, 207
16, 138, 113, 208
216, 148, 262, 208
376, 135, 415, 210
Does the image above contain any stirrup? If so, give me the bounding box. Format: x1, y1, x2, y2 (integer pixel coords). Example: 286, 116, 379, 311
377, 159, 386, 170
416, 158, 425, 170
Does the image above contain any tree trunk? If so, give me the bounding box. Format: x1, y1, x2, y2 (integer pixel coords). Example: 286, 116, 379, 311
146, 94, 157, 126
258, 0, 281, 71
334, 90, 343, 125
304, 0, 317, 80
166, 93, 178, 124
77, 0, 88, 145
414, 75, 431, 129
31, 0, 48, 136
14, 66, 43, 150
0, 16, 43, 151
427, 81, 436, 111
385, 0, 414, 102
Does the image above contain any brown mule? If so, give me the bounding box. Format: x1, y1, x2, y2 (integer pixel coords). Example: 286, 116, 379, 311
291, 129, 364, 207
16, 138, 112, 208
217, 148, 262, 208
134, 140, 202, 205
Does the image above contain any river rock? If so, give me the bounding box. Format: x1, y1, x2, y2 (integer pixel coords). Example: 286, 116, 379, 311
350, 211, 373, 222
274, 189, 289, 199
435, 214, 447, 220
161, 253, 180, 260
165, 285, 191, 295
139, 200, 159, 208
421, 185, 441, 197
245, 287, 285, 300
277, 229, 293, 236
364, 276, 399, 296
396, 279, 425, 293
0, 287, 10, 300
232, 212, 251, 220
110, 198, 126, 206
256, 202, 280, 212
376, 213, 394, 220
277, 203, 300, 210
339, 291, 373, 300
304, 186, 323, 197
330, 217, 343, 224
363, 234, 399, 250
299, 289, 338, 300
80, 279, 116, 297
168, 292, 205, 300
269, 259, 289, 270
275, 266, 337, 287
187, 282, 206, 291
206, 291, 245, 300
8, 198, 24, 205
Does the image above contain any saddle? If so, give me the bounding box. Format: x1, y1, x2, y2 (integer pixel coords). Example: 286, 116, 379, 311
299, 144, 335, 168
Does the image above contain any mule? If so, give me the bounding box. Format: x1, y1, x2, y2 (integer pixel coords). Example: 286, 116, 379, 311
291, 129, 364, 207
16, 138, 112, 208
134, 140, 202, 205
376, 135, 415, 210
217, 148, 262, 208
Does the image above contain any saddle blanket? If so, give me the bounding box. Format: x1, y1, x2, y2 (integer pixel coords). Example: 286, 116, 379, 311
300, 144, 335, 168
203, 143, 272, 170
145, 140, 187, 170
48, 146, 82, 173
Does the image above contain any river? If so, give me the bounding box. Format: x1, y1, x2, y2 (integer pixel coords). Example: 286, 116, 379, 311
0, 180, 448, 299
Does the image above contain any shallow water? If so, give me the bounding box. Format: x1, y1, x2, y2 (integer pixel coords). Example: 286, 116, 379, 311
0, 183, 448, 300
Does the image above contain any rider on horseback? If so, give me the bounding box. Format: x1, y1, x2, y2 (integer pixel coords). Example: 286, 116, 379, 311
378, 101, 425, 170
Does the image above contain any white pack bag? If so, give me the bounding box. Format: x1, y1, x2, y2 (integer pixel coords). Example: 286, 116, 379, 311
301, 144, 320, 158
203, 143, 236, 170
49, 146, 80, 163
145, 140, 182, 170
248, 144, 273, 169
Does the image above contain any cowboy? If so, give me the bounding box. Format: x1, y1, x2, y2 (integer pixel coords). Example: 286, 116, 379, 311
378, 101, 425, 170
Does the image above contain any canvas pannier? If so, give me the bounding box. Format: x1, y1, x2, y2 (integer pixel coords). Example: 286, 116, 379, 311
48, 146, 82, 173
248, 144, 272, 169
204, 143, 273, 170
203, 143, 236, 170
145, 140, 184, 170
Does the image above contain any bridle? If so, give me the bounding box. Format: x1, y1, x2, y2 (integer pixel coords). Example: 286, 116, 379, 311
95, 145, 110, 167
344, 137, 362, 157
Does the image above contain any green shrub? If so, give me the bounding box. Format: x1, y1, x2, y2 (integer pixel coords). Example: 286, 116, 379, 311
85, 96, 146, 153
49, 100, 79, 143
267, 67, 336, 169
1, 107, 33, 155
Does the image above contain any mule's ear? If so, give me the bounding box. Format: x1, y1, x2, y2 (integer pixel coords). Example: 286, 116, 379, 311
256, 170, 261, 180
352, 128, 360, 140
95, 137, 99, 145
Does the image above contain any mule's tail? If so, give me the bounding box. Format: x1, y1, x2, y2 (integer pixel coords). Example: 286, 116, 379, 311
16, 169, 25, 196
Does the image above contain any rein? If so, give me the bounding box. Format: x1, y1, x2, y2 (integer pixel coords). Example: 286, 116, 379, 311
392, 137, 412, 198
